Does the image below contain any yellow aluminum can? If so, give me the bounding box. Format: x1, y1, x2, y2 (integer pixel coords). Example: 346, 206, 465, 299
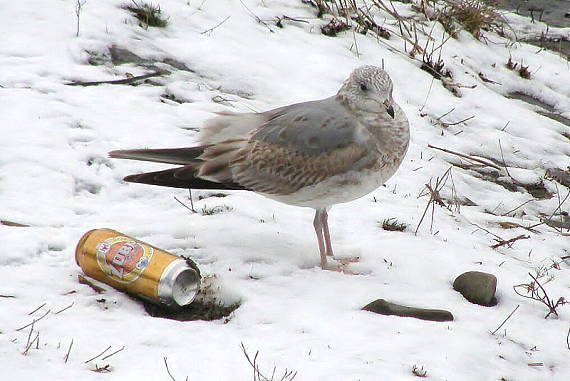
75, 229, 200, 307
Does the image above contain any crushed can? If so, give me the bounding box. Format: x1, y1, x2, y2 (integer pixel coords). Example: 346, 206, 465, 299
75, 228, 200, 308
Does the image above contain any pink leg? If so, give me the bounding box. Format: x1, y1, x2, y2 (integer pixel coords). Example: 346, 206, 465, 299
321, 209, 359, 266
320, 209, 334, 257
313, 209, 328, 269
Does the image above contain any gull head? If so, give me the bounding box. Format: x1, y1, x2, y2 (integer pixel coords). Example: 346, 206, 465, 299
337, 65, 395, 118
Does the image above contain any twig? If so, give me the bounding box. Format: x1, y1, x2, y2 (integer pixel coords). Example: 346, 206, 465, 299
75, 0, 85, 37
501, 198, 535, 216
527, 189, 570, 230
200, 15, 231, 35
23, 331, 40, 355
174, 195, 195, 213
0, 294, 16, 298
419, 77, 435, 113
491, 234, 530, 249
85, 345, 112, 363
428, 144, 502, 171
164, 357, 177, 381
64, 339, 74, 363
498, 139, 514, 180
241, 342, 297, 381
435, 108, 455, 121
415, 167, 453, 234
54, 302, 74, 315
92, 364, 112, 373
567, 325, 570, 350
28, 302, 47, 315
238, 0, 274, 33
513, 272, 567, 318
490, 305, 520, 335
66, 71, 166, 86
24, 322, 35, 351
16, 309, 51, 331
441, 115, 475, 127
101, 345, 125, 360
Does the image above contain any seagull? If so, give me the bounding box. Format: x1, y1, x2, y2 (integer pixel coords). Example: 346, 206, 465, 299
110, 65, 410, 271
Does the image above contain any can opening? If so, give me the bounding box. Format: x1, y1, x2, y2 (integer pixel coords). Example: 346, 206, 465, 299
172, 268, 201, 306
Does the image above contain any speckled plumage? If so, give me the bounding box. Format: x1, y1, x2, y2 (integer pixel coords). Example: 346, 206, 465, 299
110, 65, 410, 271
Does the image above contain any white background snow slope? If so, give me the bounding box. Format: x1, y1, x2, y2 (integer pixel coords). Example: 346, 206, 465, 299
1, 1, 570, 380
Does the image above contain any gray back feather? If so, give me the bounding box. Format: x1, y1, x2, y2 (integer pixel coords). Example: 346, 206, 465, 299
250, 97, 364, 155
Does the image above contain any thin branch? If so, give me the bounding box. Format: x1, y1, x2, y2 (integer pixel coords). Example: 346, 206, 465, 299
435, 108, 455, 121
28, 302, 47, 315
501, 198, 535, 216
66, 71, 166, 87
54, 302, 74, 315
64, 339, 74, 363
441, 115, 475, 127
491, 234, 530, 249
100, 345, 125, 360
85, 345, 112, 363
23, 331, 40, 355
490, 305, 520, 335
200, 15, 231, 35
238, 0, 274, 33
16, 309, 51, 331
174, 195, 196, 213
164, 357, 177, 381
528, 189, 570, 230
415, 167, 453, 234
428, 144, 503, 170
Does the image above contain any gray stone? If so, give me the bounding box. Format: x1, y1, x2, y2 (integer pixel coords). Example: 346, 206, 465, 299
362, 299, 454, 322
453, 271, 497, 306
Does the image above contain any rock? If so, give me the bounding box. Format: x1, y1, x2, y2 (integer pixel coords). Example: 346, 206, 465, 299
453, 271, 497, 306
362, 299, 454, 322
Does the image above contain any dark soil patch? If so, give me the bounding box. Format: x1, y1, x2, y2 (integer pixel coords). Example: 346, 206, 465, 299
506, 92, 570, 128
451, 162, 553, 199
142, 300, 240, 321
491, 0, 570, 28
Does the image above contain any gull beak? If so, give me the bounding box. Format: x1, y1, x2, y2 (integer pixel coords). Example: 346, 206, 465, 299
386, 104, 395, 119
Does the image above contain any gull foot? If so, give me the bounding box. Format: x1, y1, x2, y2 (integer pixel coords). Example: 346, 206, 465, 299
333, 256, 360, 265
323, 264, 358, 275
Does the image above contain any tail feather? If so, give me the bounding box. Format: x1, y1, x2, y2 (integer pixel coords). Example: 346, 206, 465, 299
123, 167, 246, 191
109, 147, 207, 165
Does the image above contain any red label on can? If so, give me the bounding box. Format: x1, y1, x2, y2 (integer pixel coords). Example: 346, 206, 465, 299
95, 236, 154, 283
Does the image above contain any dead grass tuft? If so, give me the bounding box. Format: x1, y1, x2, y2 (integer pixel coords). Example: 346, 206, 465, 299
440, 0, 506, 39
122, 1, 168, 28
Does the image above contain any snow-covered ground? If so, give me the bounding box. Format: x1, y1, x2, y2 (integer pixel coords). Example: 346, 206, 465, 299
1, 1, 570, 380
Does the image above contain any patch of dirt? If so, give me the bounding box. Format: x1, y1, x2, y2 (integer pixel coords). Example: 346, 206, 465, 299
142, 300, 240, 321
506, 92, 570, 128
451, 162, 553, 199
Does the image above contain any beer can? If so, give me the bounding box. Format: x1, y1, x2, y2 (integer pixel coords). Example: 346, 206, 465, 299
75, 229, 200, 308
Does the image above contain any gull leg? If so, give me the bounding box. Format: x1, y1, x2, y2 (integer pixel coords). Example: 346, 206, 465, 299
320, 209, 334, 257
315, 208, 358, 273
321, 209, 359, 266
313, 209, 328, 269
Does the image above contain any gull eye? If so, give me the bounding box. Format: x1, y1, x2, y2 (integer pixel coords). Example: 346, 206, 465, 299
359, 83, 368, 92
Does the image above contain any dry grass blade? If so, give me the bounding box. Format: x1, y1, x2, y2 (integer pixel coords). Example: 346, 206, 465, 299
428, 144, 502, 170
122, 0, 168, 28
440, 0, 506, 39
490, 305, 520, 335
415, 167, 453, 234
241, 343, 297, 381
64, 339, 74, 363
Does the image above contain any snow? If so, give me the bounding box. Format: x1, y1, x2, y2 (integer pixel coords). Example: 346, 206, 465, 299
1, 0, 569, 380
